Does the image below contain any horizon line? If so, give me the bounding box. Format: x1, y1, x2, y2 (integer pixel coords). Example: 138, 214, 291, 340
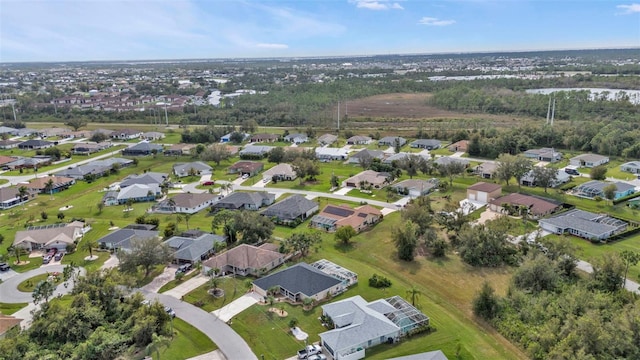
1, 46, 639, 65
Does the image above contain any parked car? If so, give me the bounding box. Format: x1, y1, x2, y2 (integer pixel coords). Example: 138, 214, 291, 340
0, 262, 10, 271
298, 345, 322, 359
201, 180, 215, 186
241, 174, 249, 179
176, 263, 192, 275
164, 306, 176, 318
54, 252, 64, 261
42, 255, 52, 264
308, 355, 327, 360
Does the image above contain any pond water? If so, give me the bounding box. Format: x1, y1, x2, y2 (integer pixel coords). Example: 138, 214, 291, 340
526, 88, 640, 105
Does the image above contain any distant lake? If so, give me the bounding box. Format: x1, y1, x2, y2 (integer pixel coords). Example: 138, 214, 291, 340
526, 88, 640, 105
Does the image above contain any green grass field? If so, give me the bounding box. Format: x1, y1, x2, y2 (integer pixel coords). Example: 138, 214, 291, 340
0, 302, 28, 315
153, 318, 217, 360
16, 273, 62, 292
158, 271, 200, 293
182, 276, 251, 312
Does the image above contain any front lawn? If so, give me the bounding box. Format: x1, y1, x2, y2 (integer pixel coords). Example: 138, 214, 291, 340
183, 276, 251, 312
61, 250, 110, 273
154, 318, 217, 360
0, 302, 28, 315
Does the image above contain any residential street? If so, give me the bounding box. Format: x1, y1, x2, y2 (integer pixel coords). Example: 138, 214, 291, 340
143, 291, 258, 360
0, 264, 85, 303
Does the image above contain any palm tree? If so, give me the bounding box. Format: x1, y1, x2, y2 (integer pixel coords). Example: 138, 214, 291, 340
146, 334, 171, 359
45, 178, 55, 200
166, 197, 176, 213
8, 245, 22, 264
406, 286, 422, 306
184, 214, 191, 230
175, 214, 183, 231
18, 186, 28, 208
80, 238, 97, 259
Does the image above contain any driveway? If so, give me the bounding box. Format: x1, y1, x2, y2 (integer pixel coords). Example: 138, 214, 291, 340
211, 292, 261, 322
163, 274, 208, 298
332, 187, 353, 195
143, 291, 258, 360
0, 264, 86, 303
141, 264, 178, 293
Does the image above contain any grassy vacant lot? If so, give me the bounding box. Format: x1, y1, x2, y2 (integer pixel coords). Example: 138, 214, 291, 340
233, 212, 524, 360
183, 276, 250, 312
154, 318, 217, 360
545, 233, 640, 282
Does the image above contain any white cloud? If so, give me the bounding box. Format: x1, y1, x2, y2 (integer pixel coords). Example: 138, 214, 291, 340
616, 3, 640, 14
418, 17, 456, 26
351, 0, 404, 11
256, 43, 289, 49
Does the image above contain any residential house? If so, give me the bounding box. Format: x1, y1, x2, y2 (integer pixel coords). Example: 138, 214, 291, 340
4, 156, 52, 170
111, 129, 142, 140
0, 315, 22, 339
18, 139, 54, 150
448, 140, 469, 153
252, 262, 345, 302
249, 133, 279, 143
92, 128, 114, 138
213, 192, 275, 211
318, 133, 338, 146
115, 183, 160, 204
0, 140, 20, 149
72, 142, 111, 155
36, 128, 67, 138
390, 179, 438, 198
239, 145, 274, 159
342, 170, 390, 189
121, 142, 164, 156
55, 158, 133, 180
262, 163, 297, 182
573, 180, 636, 200
538, 209, 627, 241
346, 135, 372, 145
120, 172, 168, 188
261, 195, 318, 225
154, 192, 218, 214
569, 154, 610, 168
203, 243, 285, 277
383, 152, 427, 165
27, 176, 75, 194
164, 233, 226, 264
319, 295, 430, 360
311, 204, 382, 232
0, 187, 34, 209
348, 149, 385, 164
14, 221, 88, 252
173, 161, 213, 178
164, 143, 197, 156
489, 193, 562, 218
311, 259, 359, 287
620, 161, 640, 175
523, 148, 562, 162
378, 136, 406, 147
474, 162, 498, 179
15, 128, 37, 137
283, 133, 309, 144
410, 139, 441, 150
519, 169, 570, 188
0, 155, 16, 168
0, 126, 17, 135
316, 147, 349, 161
141, 131, 165, 141
466, 182, 502, 204
97, 227, 159, 251
434, 156, 470, 168
228, 161, 264, 177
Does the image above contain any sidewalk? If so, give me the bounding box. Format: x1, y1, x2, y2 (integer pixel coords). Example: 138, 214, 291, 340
13, 303, 37, 330
211, 292, 261, 322
186, 350, 226, 360
163, 274, 208, 298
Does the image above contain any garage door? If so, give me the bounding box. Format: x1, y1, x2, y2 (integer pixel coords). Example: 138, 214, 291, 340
478, 192, 488, 203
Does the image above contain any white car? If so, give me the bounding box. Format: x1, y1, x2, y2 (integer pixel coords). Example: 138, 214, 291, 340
241, 174, 249, 179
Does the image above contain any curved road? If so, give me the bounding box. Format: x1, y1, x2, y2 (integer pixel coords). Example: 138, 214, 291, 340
0, 264, 86, 303
143, 291, 258, 360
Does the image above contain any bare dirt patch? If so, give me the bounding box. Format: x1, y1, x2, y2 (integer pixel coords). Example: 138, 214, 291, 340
268, 307, 288, 317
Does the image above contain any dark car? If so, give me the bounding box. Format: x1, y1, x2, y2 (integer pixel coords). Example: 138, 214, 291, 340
54, 252, 64, 261
175, 263, 192, 275
0, 263, 10, 271
201, 180, 215, 186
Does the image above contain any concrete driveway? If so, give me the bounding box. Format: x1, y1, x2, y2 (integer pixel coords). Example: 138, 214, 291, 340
211, 292, 261, 322
143, 291, 258, 360
0, 264, 86, 303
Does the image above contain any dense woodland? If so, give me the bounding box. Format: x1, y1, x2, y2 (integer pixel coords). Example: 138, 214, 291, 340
0, 271, 173, 360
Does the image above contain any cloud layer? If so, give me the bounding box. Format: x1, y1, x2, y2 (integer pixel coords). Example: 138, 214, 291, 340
352, 0, 404, 11
616, 3, 640, 14
418, 17, 456, 26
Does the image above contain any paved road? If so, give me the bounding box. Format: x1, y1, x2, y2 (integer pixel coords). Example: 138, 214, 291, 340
143, 291, 258, 360
0, 144, 135, 187
0, 264, 86, 303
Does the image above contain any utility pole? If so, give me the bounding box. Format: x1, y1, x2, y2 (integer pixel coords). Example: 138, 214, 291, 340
337, 100, 340, 131
164, 102, 169, 127
551, 98, 556, 126
546, 96, 551, 124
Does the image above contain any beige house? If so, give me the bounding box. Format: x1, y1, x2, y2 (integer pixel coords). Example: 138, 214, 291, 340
466, 182, 502, 204
203, 244, 285, 277
342, 170, 390, 189
14, 221, 88, 252
262, 163, 297, 182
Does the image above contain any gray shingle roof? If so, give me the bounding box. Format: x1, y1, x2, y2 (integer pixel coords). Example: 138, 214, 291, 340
539, 209, 627, 238
98, 229, 159, 250
164, 234, 225, 262
261, 195, 318, 220
253, 263, 341, 297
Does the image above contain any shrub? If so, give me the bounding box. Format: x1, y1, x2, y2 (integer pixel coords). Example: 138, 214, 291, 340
368, 274, 392, 288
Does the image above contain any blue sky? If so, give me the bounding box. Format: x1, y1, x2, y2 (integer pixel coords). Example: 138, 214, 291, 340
1, 0, 639, 62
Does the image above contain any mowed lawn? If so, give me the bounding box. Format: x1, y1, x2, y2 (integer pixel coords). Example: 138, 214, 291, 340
232, 212, 525, 360
154, 318, 217, 360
